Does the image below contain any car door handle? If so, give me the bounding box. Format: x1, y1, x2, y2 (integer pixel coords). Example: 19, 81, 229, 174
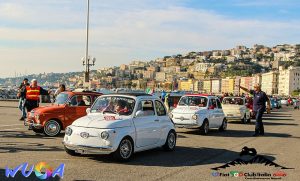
154, 119, 159, 122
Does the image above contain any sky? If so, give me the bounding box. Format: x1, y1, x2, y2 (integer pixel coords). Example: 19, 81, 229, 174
0, 0, 300, 78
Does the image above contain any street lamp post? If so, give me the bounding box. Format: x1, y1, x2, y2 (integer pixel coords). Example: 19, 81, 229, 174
83, 0, 96, 83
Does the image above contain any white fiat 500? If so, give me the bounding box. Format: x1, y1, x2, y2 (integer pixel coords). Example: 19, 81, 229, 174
170, 94, 227, 135
63, 93, 176, 161
222, 97, 251, 124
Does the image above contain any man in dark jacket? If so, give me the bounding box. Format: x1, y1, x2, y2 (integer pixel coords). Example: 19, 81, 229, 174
17, 78, 30, 120
239, 83, 270, 136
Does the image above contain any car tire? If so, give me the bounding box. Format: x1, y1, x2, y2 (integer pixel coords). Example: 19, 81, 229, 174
32, 127, 44, 134
200, 120, 209, 135
163, 130, 176, 151
113, 137, 134, 162
44, 120, 61, 137
241, 115, 247, 124
64, 146, 81, 156
219, 118, 227, 131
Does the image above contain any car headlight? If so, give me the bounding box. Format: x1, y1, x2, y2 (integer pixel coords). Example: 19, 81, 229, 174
192, 114, 198, 120
65, 127, 73, 136
101, 131, 109, 140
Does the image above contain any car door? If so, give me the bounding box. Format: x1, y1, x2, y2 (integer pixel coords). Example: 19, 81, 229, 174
216, 98, 225, 127
133, 100, 160, 148
154, 100, 169, 141
208, 98, 218, 127
65, 95, 91, 126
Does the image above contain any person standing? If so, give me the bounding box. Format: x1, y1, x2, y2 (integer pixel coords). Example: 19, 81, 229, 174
239, 83, 271, 136
21, 79, 50, 113
17, 78, 29, 120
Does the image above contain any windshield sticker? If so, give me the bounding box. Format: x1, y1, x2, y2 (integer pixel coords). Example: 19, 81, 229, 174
104, 116, 116, 121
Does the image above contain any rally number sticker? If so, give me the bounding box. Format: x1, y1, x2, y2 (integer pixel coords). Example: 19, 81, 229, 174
104, 116, 116, 121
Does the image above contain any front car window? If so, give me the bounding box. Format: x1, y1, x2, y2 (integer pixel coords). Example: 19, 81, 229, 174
222, 97, 244, 105
178, 96, 208, 107
91, 96, 135, 115
216, 99, 222, 109
55, 93, 69, 104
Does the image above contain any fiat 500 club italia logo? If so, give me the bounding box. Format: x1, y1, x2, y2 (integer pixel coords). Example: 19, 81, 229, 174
5, 162, 65, 180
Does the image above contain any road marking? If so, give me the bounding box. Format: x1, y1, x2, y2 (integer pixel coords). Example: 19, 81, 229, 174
0, 124, 24, 128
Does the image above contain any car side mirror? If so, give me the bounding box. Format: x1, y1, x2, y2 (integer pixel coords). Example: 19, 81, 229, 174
209, 105, 215, 110
86, 108, 91, 114
135, 110, 145, 117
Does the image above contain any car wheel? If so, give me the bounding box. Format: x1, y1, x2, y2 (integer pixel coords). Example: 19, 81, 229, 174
64, 146, 81, 156
200, 120, 209, 135
163, 130, 176, 151
32, 127, 44, 134
44, 120, 61, 137
219, 118, 227, 131
113, 137, 133, 162
241, 115, 247, 124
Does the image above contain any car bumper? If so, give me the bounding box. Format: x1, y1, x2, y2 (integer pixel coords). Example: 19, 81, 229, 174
226, 116, 243, 120
62, 141, 114, 154
25, 120, 43, 129
175, 123, 199, 128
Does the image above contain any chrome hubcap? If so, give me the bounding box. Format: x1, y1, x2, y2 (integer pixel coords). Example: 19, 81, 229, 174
120, 140, 132, 159
45, 121, 60, 136
168, 133, 175, 148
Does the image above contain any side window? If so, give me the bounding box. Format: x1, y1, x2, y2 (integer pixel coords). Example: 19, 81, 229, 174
136, 100, 155, 117
216, 99, 222, 109
70, 95, 91, 106
209, 99, 217, 108
82, 96, 91, 106
70, 96, 78, 106
155, 100, 167, 116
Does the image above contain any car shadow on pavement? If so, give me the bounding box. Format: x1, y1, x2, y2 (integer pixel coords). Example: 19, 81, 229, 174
0, 131, 64, 139
181, 129, 293, 138
88, 146, 276, 167
229, 121, 298, 126
0, 142, 64, 153
0, 168, 61, 181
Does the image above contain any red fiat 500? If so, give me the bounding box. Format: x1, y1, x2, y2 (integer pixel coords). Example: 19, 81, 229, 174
26, 91, 102, 136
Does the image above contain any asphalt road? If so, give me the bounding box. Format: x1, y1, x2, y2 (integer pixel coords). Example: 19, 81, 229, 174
0, 101, 299, 181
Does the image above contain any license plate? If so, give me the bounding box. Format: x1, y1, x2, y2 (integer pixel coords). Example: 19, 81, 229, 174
227, 114, 233, 116
75, 149, 85, 154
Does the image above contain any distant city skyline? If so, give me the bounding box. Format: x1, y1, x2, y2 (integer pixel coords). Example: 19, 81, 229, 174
1, 0, 300, 78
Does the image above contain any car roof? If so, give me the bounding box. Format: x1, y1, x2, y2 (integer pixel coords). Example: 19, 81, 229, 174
62, 91, 102, 96
107, 93, 152, 97
184, 94, 217, 98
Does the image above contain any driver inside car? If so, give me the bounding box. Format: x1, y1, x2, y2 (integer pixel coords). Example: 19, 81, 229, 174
114, 100, 129, 114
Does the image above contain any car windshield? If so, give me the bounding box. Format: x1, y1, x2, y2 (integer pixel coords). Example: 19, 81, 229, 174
55, 93, 69, 104
222, 97, 244, 105
178, 96, 208, 107
91, 96, 135, 115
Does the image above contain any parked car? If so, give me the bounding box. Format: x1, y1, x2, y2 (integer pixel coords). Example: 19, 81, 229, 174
170, 94, 227, 135
26, 91, 102, 136
222, 97, 251, 124
63, 93, 176, 161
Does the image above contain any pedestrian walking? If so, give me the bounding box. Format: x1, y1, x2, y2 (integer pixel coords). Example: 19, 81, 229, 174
239, 83, 271, 136
17, 78, 29, 120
